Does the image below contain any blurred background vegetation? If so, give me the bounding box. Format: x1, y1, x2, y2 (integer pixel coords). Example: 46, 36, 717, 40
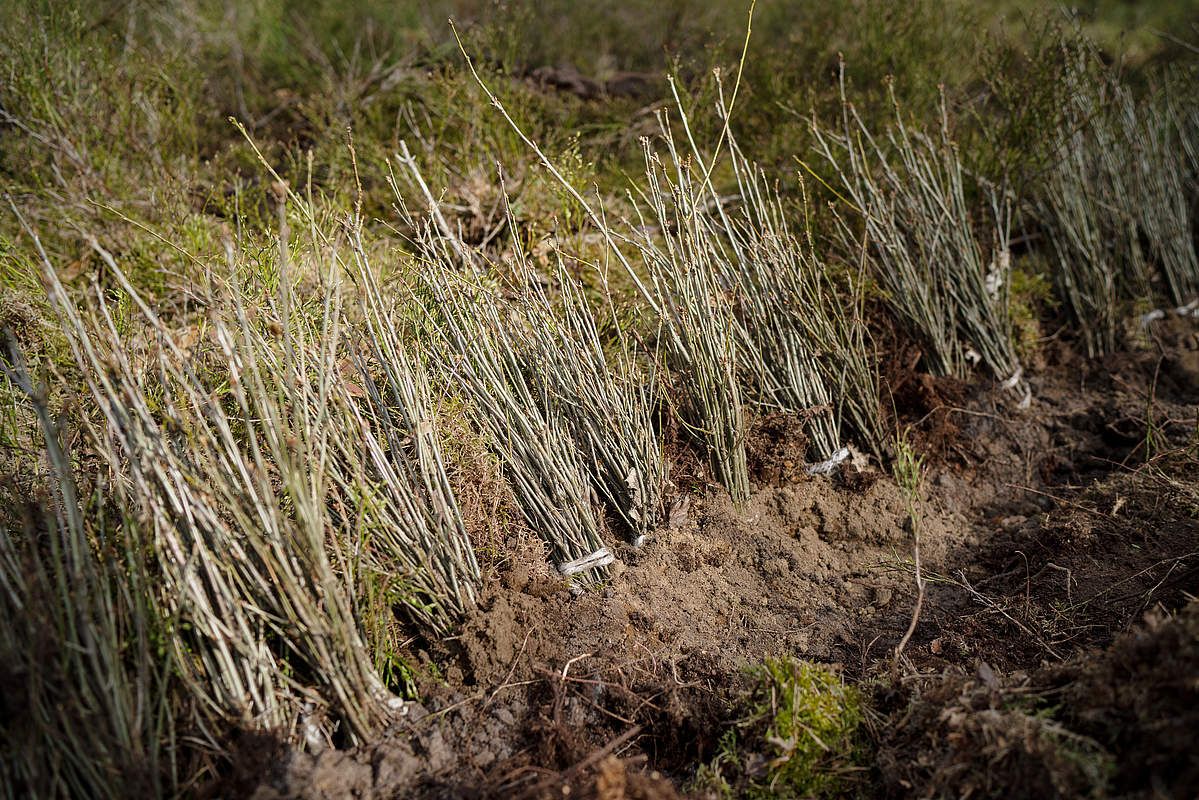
4, 0, 1196, 270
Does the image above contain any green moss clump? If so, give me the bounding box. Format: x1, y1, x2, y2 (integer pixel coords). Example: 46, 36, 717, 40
1009, 265, 1056, 364
694, 657, 866, 799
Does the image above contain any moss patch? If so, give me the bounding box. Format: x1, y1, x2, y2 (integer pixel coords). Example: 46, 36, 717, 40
695, 657, 865, 798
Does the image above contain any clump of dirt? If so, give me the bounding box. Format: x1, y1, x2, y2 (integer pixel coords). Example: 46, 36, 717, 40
745, 411, 809, 487
880, 338, 972, 460
874, 665, 1113, 799
874, 602, 1199, 800
1051, 603, 1199, 798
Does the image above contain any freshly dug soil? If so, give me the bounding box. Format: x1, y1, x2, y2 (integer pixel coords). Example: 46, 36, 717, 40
229, 315, 1199, 799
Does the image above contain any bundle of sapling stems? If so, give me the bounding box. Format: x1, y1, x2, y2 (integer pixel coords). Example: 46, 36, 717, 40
455, 50, 885, 476
723, 161, 887, 459
1099, 79, 1154, 303
448, 40, 752, 501
811, 68, 1024, 399
1035, 49, 1134, 355
628, 130, 751, 501
650, 88, 841, 463
390, 152, 665, 545
450, 53, 877, 488
344, 227, 482, 629
502, 227, 667, 542
1123, 90, 1199, 307
408, 230, 613, 585
1036, 114, 1121, 355
18, 223, 301, 736
676, 75, 886, 458
91, 253, 401, 740
1032, 37, 1199, 354
4, 164, 499, 790
722, 185, 836, 444
236, 132, 485, 637
0, 334, 184, 798
1175, 86, 1199, 185
18, 201, 500, 756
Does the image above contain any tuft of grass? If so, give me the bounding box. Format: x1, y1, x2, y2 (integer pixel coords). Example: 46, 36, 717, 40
0, 3, 205, 275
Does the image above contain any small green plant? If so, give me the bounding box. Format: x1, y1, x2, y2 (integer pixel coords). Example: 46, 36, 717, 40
1144, 364, 1163, 463
893, 431, 925, 514
694, 657, 865, 798
692, 729, 740, 797
892, 429, 926, 659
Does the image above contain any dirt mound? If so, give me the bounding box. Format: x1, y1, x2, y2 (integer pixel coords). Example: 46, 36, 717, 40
453, 473, 958, 691
1053, 603, 1199, 798
229, 471, 956, 798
